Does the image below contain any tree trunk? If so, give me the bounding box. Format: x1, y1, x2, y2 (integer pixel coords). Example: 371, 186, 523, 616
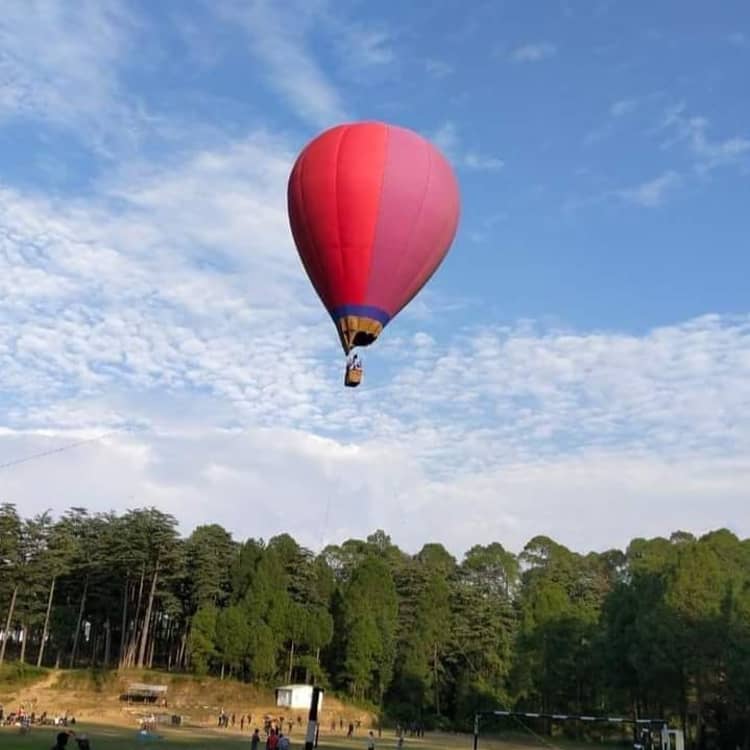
147, 614, 156, 669
69, 575, 89, 668
696, 672, 705, 750
177, 627, 187, 671
104, 618, 111, 668
118, 576, 129, 667
221, 662, 225, 680
165, 620, 175, 671
37, 576, 56, 667
288, 640, 295, 683
126, 565, 146, 667
137, 559, 159, 668
679, 672, 688, 747
0, 585, 19, 665
433, 643, 440, 716
19, 623, 27, 663
91, 623, 99, 667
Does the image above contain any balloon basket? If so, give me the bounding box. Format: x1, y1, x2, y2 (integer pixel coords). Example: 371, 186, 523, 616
344, 366, 363, 387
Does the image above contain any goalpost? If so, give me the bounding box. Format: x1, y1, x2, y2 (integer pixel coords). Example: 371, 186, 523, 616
472, 710, 684, 750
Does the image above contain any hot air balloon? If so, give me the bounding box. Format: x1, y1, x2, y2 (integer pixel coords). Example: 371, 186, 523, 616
287, 121, 460, 387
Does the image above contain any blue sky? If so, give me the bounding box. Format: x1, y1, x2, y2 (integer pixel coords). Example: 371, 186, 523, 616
1, 0, 749, 555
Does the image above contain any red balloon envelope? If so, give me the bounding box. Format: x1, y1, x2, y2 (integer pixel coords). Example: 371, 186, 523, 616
287, 121, 460, 355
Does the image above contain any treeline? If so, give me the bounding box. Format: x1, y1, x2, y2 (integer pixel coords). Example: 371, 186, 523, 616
0, 504, 749, 749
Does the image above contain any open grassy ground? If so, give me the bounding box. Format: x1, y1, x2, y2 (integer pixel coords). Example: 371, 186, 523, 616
0, 725, 619, 750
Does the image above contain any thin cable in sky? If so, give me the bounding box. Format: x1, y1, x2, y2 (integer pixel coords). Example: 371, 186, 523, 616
0, 431, 118, 471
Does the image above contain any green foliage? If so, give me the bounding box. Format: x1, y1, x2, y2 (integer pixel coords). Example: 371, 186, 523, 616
188, 604, 218, 676
1, 507, 749, 749
340, 555, 398, 701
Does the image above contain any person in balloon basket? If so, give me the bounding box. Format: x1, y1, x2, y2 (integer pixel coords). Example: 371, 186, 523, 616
345, 353, 363, 386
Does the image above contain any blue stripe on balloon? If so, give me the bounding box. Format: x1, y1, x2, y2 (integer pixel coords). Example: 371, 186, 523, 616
332, 305, 391, 325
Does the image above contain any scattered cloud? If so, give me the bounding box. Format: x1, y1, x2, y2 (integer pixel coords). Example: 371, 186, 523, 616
463, 153, 505, 171
583, 98, 638, 145
618, 170, 681, 207
3, 424, 749, 555
510, 42, 557, 63
424, 59, 454, 78
333, 25, 394, 68
0, 131, 339, 430
2, 280, 749, 553
610, 98, 637, 117
215, 0, 349, 128
468, 212, 507, 243
3, 123, 749, 552
2, 3, 749, 557
213, 0, 398, 127
661, 103, 750, 174
432, 121, 460, 152
432, 121, 504, 171
0, 0, 145, 152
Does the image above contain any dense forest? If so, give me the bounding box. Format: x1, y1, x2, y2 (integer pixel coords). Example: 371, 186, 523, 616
0, 504, 749, 748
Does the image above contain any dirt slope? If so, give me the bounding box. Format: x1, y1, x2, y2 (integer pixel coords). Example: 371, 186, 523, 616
3, 669, 374, 731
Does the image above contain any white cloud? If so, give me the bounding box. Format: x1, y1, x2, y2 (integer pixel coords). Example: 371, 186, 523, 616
431, 121, 504, 172
215, 0, 349, 129
3, 425, 748, 556
468, 212, 507, 244
510, 42, 557, 63
661, 103, 750, 174
463, 153, 505, 171
334, 25, 394, 68
1, 15, 749, 558
610, 98, 637, 117
212, 0, 397, 128
432, 122, 461, 154
0, 0, 142, 150
4, 300, 750, 552
2, 131, 749, 554
618, 170, 681, 207
0, 132, 345, 432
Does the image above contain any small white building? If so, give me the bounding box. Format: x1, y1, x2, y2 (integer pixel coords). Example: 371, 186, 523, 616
274, 684, 324, 711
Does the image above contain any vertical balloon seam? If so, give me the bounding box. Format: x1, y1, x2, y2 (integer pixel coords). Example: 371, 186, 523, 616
385, 133, 434, 320
362, 122, 391, 322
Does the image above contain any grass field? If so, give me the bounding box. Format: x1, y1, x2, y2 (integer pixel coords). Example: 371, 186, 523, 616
0, 725, 618, 750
